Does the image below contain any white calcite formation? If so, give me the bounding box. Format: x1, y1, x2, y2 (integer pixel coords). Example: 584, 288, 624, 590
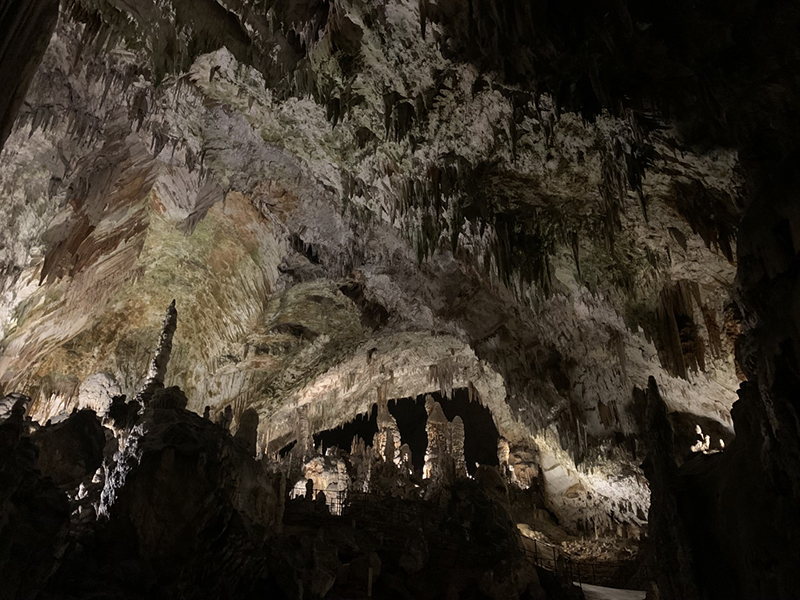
76, 373, 121, 417
423, 395, 450, 487
374, 393, 401, 465
449, 415, 466, 478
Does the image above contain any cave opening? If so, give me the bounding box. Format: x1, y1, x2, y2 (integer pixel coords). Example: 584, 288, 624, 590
313, 404, 378, 453
389, 388, 500, 475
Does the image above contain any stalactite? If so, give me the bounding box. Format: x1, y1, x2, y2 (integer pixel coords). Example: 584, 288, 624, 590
654, 281, 707, 379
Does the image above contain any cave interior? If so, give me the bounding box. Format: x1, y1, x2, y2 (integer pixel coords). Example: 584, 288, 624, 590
1, 0, 800, 599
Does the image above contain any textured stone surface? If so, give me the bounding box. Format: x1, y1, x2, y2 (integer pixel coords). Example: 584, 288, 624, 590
0, 3, 749, 535
30, 408, 107, 487
0, 401, 70, 600
0, 0, 798, 596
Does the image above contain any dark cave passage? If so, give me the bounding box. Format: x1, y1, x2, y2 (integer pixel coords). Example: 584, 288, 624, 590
278, 440, 296, 457
389, 388, 500, 475
314, 404, 378, 453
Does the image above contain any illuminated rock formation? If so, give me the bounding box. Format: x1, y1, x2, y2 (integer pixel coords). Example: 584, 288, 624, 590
423, 394, 450, 488
133, 300, 178, 407
0, 0, 798, 596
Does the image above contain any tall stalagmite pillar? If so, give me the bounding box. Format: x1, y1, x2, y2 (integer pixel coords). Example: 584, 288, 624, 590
423, 395, 449, 487
134, 300, 177, 407
375, 391, 401, 464
449, 415, 466, 478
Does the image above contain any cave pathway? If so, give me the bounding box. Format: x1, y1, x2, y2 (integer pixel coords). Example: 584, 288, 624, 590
578, 583, 646, 600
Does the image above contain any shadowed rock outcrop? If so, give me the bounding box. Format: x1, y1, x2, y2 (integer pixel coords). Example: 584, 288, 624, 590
45, 405, 280, 598
0, 0, 58, 151
637, 377, 701, 600
0, 398, 70, 600
30, 408, 107, 487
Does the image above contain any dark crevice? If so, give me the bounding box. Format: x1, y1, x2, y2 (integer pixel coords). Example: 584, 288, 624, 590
313, 404, 378, 453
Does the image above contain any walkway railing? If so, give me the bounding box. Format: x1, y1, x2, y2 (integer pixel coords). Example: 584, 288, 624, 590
519, 536, 649, 590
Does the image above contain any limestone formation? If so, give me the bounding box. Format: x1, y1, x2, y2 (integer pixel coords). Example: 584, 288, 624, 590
449, 416, 467, 478
497, 437, 511, 478
149, 386, 189, 410
76, 373, 121, 417
217, 404, 233, 431
375, 395, 401, 465
638, 377, 702, 600
0, 393, 30, 424
30, 409, 107, 487
294, 404, 313, 460
105, 396, 141, 433
0, 399, 70, 600
397, 443, 413, 474
423, 395, 450, 487
233, 407, 259, 456
133, 300, 178, 407
0, 0, 798, 596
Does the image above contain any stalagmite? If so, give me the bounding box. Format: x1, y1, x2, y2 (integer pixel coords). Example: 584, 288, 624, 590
133, 300, 178, 407
375, 392, 401, 464
397, 443, 413, 474
449, 415, 466, 478
423, 395, 449, 487
294, 404, 313, 459
497, 437, 510, 477
234, 407, 259, 456
218, 405, 234, 431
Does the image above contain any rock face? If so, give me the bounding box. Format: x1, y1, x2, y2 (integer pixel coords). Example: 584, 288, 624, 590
0, 400, 70, 600
76, 372, 122, 416
0, 0, 799, 596
234, 407, 259, 455
669, 383, 800, 600
100, 407, 278, 548
0, 0, 58, 150
637, 377, 701, 600
0, 380, 561, 599
0, 0, 748, 537
134, 300, 178, 407
30, 408, 107, 487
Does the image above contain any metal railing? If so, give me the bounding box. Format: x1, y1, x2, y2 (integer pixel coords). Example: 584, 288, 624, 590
286, 487, 348, 516
519, 536, 649, 590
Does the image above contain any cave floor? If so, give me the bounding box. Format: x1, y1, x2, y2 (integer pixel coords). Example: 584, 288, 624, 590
578, 583, 646, 600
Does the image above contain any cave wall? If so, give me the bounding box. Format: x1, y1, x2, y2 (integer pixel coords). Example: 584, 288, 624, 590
0, 0, 58, 151
0, 0, 780, 541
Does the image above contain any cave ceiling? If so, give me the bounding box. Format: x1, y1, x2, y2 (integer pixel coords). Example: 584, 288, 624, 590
0, 0, 758, 531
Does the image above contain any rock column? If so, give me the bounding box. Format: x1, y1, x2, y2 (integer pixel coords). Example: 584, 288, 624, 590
449, 415, 466, 478
375, 394, 401, 464
423, 395, 449, 487
133, 300, 177, 407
